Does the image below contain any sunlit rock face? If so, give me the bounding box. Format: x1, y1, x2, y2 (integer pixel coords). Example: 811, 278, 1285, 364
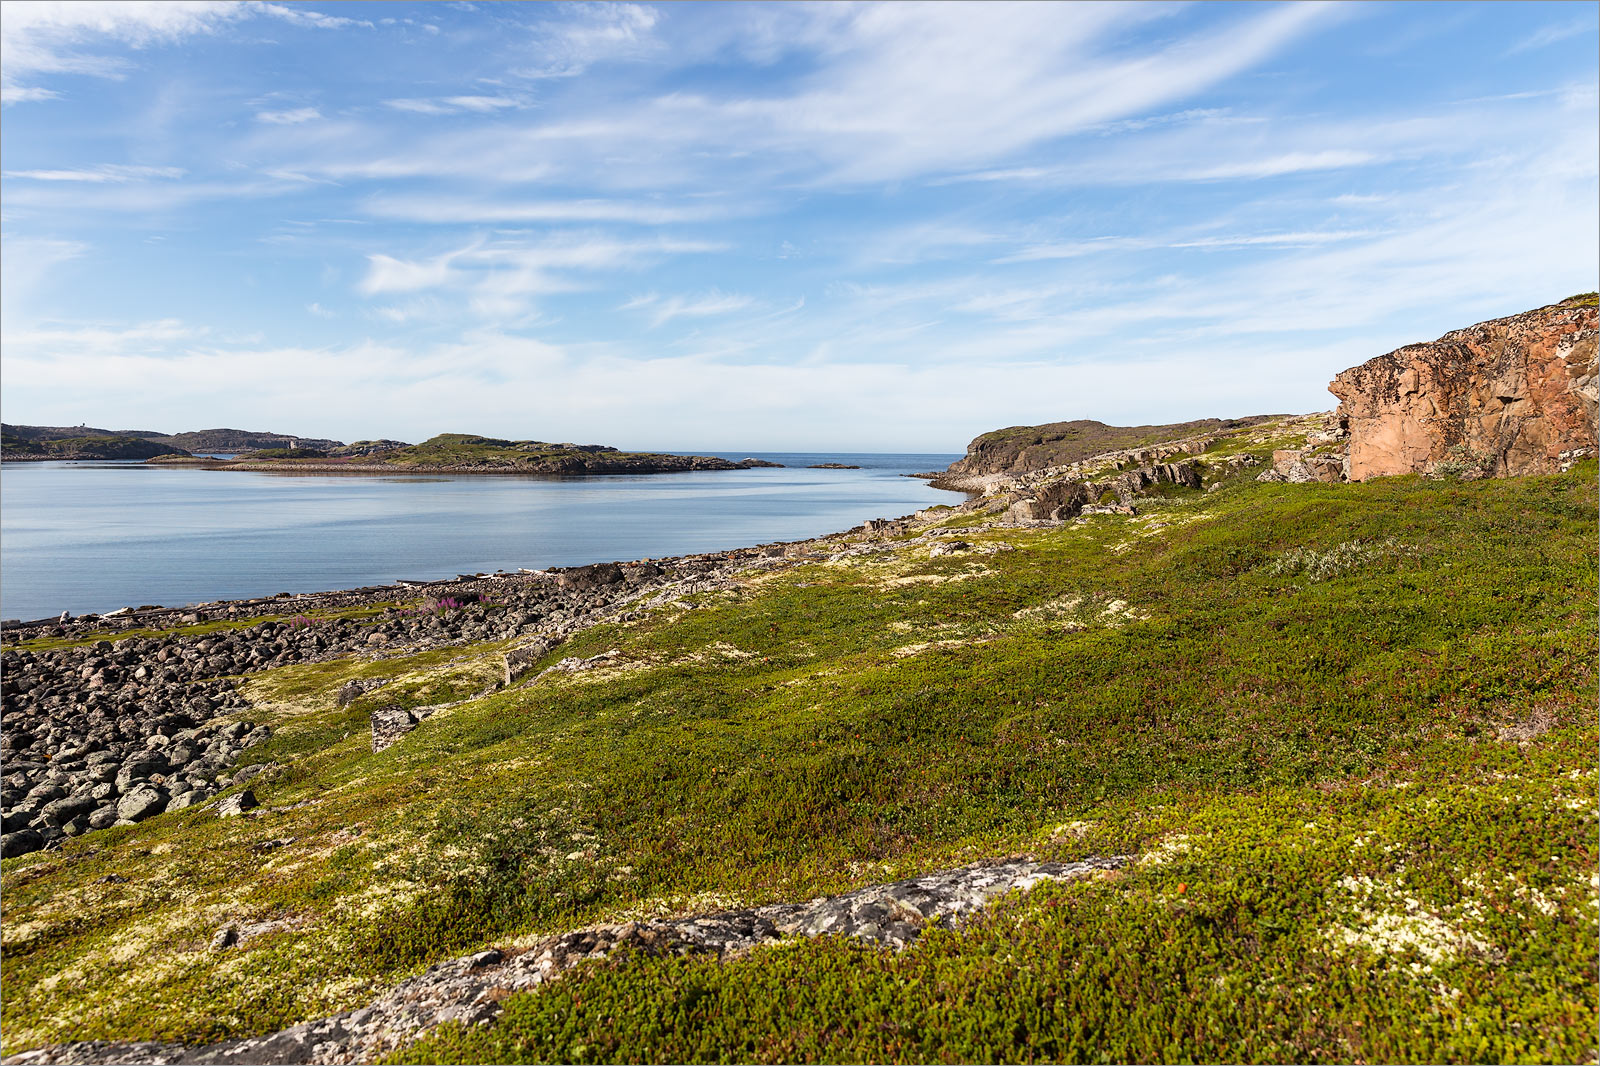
1330, 297, 1599, 481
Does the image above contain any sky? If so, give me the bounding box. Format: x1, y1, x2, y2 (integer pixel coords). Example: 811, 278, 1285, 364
1, 1, 1596, 451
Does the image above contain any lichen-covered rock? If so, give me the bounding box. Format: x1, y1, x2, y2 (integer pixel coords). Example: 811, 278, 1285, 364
1329, 297, 1598, 480
369, 704, 417, 753
214, 789, 258, 818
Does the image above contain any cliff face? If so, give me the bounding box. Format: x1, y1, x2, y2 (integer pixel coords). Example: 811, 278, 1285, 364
1329, 297, 1598, 480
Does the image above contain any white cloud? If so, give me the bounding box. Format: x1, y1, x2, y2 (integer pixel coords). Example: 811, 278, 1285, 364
254, 3, 373, 30
257, 106, 321, 125
0, 0, 366, 101
361, 194, 725, 225
519, 2, 661, 78
3, 164, 184, 182
359, 248, 472, 295
0, 1, 247, 97
623, 289, 755, 327
355, 234, 726, 320
1, 84, 60, 104
1507, 15, 1598, 54
384, 94, 524, 115
1169, 229, 1381, 249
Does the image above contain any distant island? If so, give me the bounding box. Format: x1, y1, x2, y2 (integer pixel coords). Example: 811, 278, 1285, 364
1, 427, 784, 474
807, 462, 861, 469
146, 434, 783, 475
1, 424, 344, 461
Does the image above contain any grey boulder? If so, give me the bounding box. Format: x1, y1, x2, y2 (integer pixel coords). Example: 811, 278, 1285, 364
116, 784, 167, 823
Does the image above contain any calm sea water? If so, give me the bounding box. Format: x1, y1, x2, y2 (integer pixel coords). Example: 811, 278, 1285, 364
0, 454, 962, 621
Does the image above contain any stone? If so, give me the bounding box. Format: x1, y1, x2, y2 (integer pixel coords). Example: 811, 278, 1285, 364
1007, 479, 1090, 523
116, 784, 167, 823
0, 829, 43, 858
87, 805, 120, 830
1330, 297, 1598, 480
555, 563, 624, 590
503, 639, 559, 686
38, 794, 97, 827
215, 789, 259, 817
165, 790, 205, 812
115, 751, 167, 792
370, 704, 418, 753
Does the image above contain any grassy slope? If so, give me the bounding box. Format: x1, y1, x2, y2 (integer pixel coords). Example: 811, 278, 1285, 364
1, 450, 1594, 1064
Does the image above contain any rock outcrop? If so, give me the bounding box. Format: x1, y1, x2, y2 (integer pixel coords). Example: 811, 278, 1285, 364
936, 416, 1276, 487
1329, 296, 1598, 480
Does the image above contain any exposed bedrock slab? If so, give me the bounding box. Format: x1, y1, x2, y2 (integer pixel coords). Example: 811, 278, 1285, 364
4, 856, 1130, 1066
1329, 298, 1598, 480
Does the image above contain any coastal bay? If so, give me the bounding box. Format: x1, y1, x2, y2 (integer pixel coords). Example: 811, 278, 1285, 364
0, 453, 960, 622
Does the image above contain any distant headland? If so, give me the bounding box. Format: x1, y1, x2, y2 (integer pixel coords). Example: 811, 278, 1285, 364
1, 427, 782, 475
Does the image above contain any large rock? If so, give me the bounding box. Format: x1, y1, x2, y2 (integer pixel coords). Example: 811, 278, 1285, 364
215, 789, 259, 817
116, 784, 167, 823
370, 704, 418, 753
1329, 297, 1598, 480
1, 829, 43, 858
1007, 479, 1090, 523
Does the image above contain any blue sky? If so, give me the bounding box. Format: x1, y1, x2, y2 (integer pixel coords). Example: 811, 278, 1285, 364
1, 1, 1595, 451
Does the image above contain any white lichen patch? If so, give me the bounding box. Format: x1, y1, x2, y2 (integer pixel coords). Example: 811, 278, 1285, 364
1325, 875, 1495, 972
1140, 833, 1194, 866
1049, 820, 1092, 840
876, 566, 997, 590
1012, 593, 1147, 630
890, 639, 971, 659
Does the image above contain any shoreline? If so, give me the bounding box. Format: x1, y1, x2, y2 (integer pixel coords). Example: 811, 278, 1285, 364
0, 505, 953, 861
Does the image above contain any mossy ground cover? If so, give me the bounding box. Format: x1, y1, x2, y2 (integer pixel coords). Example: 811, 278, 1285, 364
2, 461, 1594, 1062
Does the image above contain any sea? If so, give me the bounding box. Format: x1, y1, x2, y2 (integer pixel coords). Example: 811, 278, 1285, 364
0, 453, 964, 622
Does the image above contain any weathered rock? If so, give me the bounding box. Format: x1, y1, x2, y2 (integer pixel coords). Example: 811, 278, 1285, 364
115, 785, 166, 823
115, 752, 167, 793
1006, 479, 1090, 523
555, 562, 624, 591
1329, 297, 1598, 480
1267, 449, 1345, 484
165, 791, 205, 813
0, 829, 44, 858
215, 790, 259, 818
38, 794, 97, 827
502, 640, 553, 686
370, 704, 418, 753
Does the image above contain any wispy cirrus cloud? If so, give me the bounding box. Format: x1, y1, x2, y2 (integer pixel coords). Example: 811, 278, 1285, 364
1507, 14, 1598, 54
518, 2, 661, 78
621, 289, 754, 327
361, 194, 729, 225
0, 0, 366, 103
256, 106, 322, 125
3, 164, 185, 182
383, 95, 525, 115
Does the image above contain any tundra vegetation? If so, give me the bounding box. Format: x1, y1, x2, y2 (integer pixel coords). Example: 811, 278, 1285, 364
0, 415, 1594, 1065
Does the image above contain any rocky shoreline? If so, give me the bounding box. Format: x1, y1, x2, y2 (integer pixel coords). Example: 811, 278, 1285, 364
0, 512, 956, 861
